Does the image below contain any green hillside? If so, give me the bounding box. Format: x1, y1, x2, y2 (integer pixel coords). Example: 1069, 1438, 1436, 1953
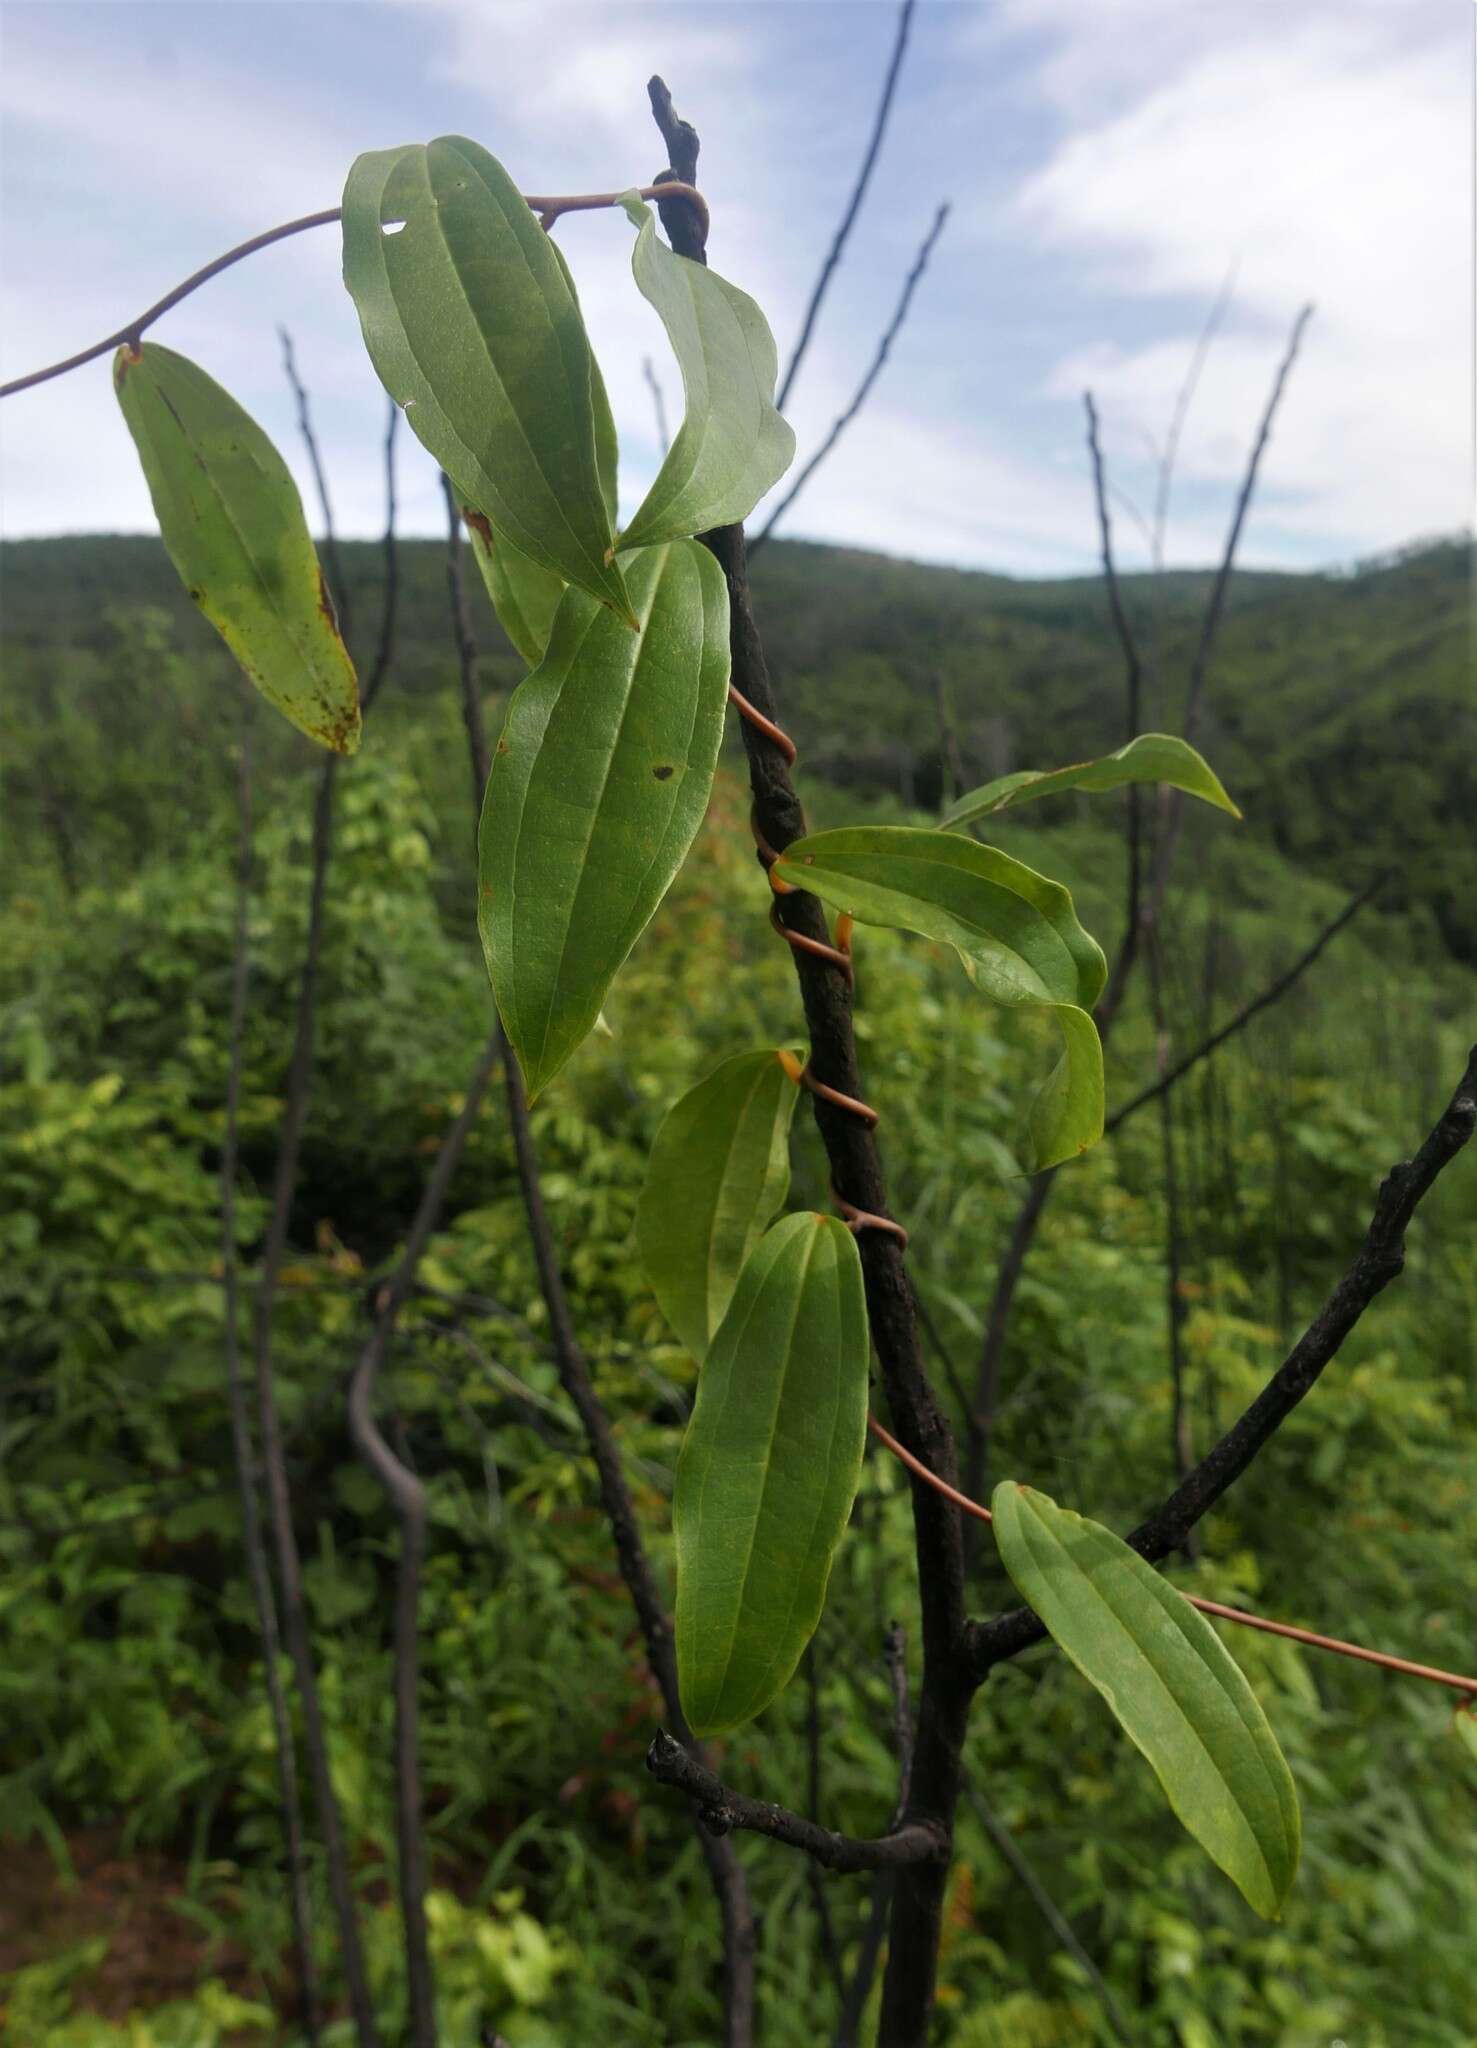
1, 530, 1473, 2044
4, 531, 1472, 958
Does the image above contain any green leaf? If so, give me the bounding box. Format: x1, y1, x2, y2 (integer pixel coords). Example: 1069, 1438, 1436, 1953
615, 192, 795, 552
112, 344, 360, 753
991, 1484, 1301, 1919
638, 1050, 800, 1359
479, 539, 730, 1100
464, 508, 564, 669
675, 1214, 869, 1734
942, 733, 1240, 829
342, 137, 633, 620
772, 826, 1106, 1169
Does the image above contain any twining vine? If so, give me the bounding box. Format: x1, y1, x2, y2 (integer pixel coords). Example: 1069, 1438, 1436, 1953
7, 71, 1475, 2048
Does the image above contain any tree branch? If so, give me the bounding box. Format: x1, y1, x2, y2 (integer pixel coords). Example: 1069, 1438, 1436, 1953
347, 1033, 502, 2048
750, 202, 949, 558
962, 310, 1315, 1516
776, 0, 916, 412
360, 397, 401, 716
249, 751, 378, 2048
646, 1731, 945, 1873
649, 82, 968, 2043
1102, 872, 1387, 1140
965, 1781, 1133, 2045
219, 742, 322, 2044
965, 1044, 1477, 1679
279, 328, 351, 647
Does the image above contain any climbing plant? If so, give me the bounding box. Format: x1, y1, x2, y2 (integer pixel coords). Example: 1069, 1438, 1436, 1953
8, 91, 1474, 2048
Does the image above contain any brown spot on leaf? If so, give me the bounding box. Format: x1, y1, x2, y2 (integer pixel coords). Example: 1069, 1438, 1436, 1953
653, 763, 674, 781
316, 568, 343, 635
496, 738, 510, 756
463, 507, 493, 547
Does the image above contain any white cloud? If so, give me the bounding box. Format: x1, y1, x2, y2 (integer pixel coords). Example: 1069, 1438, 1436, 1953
1008, 14, 1469, 562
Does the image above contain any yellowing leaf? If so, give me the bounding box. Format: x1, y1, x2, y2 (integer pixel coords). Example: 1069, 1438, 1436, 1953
113, 344, 359, 753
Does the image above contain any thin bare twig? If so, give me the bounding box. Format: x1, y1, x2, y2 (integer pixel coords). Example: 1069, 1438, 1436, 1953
279, 328, 352, 646
1147, 304, 1314, 897
1085, 392, 1146, 1002
965, 1783, 1134, 2045
777, 0, 916, 412
249, 752, 378, 2048
0, 188, 709, 400
804, 1646, 846, 1996
750, 203, 950, 557
360, 397, 401, 716
1104, 873, 1387, 1138
646, 1731, 946, 1872
966, 1046, 1477, 1679
348, 1034, 502, 2048
834, 1621, 916, 2046
642, 356, 671, 457
963, 310, 1315, 1517
220, 745, 321, 2043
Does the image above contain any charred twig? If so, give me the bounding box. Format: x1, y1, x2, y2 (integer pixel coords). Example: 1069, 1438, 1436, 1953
965, 1046, 1477, 1679
646, 1731, 946, 1873
348, 1034, 502, 2048
750, 203, 950, 558
1146, 304, 1313, 900
642, 356, 671, 457
360, 397, 401, 715
650, 81, 967, 2042
777, 0, 916, 412
965, 1783, 1133, 2045
963, 312, 1315, 1520
804, 1646, 847, 1996
249, 751, 377, 2048
1104, 873, 1388, 1138
279, 329, 351, 646
1085, 392, 1145, 1011
219, 745, 322, 2043
834, 1621, 916, 2046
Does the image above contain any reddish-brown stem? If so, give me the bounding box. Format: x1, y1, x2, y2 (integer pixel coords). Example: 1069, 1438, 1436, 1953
867, 1417, 1477, 1697
0, 184, 708, 400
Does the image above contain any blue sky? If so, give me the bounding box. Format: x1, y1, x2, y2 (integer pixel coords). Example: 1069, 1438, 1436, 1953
0, 0, 1468, 575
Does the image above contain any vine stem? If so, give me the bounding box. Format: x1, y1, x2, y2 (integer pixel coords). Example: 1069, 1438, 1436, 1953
865, 1416, 1477, 1698
0, 183, 708, 399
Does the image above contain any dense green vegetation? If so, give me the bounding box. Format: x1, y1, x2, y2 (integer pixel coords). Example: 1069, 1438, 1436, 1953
2, 531, 1472, 2044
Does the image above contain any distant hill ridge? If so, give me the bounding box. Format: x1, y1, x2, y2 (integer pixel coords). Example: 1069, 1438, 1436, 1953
3, 531, 1471, 959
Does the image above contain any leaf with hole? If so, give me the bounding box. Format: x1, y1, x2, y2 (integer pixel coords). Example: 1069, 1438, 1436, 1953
113, 344, 360, 753
772, 826, 1106, 1170
675, 1213, 869, 1734
614, 192, 795, 552
342, 137, 632, 620
639, 1049, 801, 1359
942, 732, 1240, 830
479, 540, 730, 1100
991, 1483, 1301, 1919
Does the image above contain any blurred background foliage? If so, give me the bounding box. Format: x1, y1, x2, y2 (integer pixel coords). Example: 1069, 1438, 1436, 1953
0, 530, 1472, 2044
